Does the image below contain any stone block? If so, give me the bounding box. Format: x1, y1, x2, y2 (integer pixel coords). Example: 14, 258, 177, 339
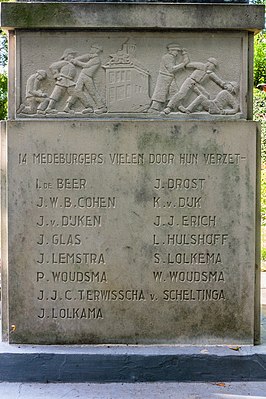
14, 31, 249, 119
0, 3, 264, 31
3, 120, 258, 345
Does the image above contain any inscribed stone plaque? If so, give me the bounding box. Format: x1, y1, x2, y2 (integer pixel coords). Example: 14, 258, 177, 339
6, 120, 256, 344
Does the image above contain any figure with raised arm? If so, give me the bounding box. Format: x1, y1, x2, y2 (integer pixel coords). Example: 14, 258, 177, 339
163, 57, 229, 114
64, 44, 107, 114
148, 43, 189, 113
43, 48, 78, 114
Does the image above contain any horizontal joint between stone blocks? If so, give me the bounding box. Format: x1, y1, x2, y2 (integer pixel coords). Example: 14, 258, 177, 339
0, 3, 265, 31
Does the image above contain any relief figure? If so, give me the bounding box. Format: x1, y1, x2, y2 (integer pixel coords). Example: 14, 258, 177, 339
163, 57, 229, 114
148, 43, 189, 113
41, 48, 78, 114
17, 70, 48, 114
179, 82, 240, 115
64, 44, 107, 115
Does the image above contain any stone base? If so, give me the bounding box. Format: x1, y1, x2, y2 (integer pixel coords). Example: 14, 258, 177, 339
1, 120, 260, 345
0, 343, 266, 382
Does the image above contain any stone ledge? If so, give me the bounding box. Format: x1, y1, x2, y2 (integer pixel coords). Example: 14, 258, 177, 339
0, 343, 266, 382
0, 3, 264, 31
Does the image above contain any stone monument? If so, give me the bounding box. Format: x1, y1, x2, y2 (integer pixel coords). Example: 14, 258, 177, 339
0, 0, 264, 351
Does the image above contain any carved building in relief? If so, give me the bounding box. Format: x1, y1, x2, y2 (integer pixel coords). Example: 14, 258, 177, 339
103, 39, 150, 112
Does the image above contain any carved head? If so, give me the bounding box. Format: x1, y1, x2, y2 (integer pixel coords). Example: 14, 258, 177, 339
167, 43, 181, 55
36, 70, 47, 80
60, 48, 78, 61
227, 81, 239, 94
207, 57, 218, 71
91, 44, 103, 54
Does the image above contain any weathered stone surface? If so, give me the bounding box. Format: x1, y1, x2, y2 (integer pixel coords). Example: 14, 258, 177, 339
15, 31, 247, 119
0, 3, 263, 30
16, 0, 250, 3
4, 119, 257, 345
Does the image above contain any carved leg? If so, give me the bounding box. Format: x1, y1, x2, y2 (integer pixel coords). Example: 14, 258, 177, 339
148, 101, 162, 113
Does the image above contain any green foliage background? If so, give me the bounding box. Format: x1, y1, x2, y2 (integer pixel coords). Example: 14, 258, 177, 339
254, 89, 266, 165
0, 72, 7, 120
0, 0, 9, 119
261, 170, 266, 228
252, 0, 266, 86
254, 32, 266, 87
0, 29, 7, 120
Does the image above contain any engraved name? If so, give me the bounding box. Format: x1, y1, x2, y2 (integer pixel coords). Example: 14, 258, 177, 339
38, 307, 103, 319
153, 233, 228, 246
153, 270, 225, 283
154, 252, 222, 265
78, 289, 146, 301
36, 215, 101, 227
36, 271, 107, 283
163, 289, 226, 301
153, 215, 216, 227
35, 178, 88, 190
154, 178, 205, 190
57, 178, 86, 190
36, 196, 116, 209
153, 196, 202, 208
182, 215, 216, 227
37, 252, 105, 265
61, 215, 101, 227
37, 234, 82, 246
166, 233, 228, 245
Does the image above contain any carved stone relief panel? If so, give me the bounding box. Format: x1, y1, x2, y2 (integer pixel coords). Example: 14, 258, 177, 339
15, 31, 248, 119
